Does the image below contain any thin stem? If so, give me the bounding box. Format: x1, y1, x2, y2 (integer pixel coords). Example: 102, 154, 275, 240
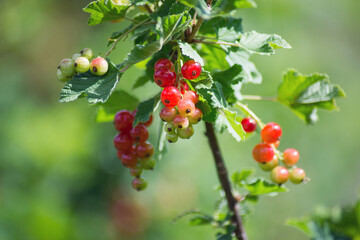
104, 18, 150, 57
235, 102, 265, 129
205, 122, 248, 240
193, 39, 239, 47
242, 95, 277, 101
187, 18, 204, 43
123, 16, 140, 23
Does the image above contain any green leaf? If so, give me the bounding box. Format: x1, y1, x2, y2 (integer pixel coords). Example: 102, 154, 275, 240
287, 218, 313, 236
232, 169, 254, 184
233, 0, 257, 8
133, 93, 161, 126
236, 31, 291, 55
178, 41, 204, 66
200, 44, 229, 71
188, 215, 213, 226
192, 70, 213, 87
83, 0, 131, 26
155, 121, 168, 161
216, 108, 246, 142
95, 90, 139, 122
59, 60, 120, 104
277, 70, 346, 124
133, 74, 151, 89
179, 0, 211, 19
244, 178, 287, 196
200, 16, 243, 42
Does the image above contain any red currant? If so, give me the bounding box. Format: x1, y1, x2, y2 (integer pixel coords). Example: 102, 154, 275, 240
283, 148, 300, 166
132, 177, 148, 191
140, 158, 155, 170
183, 90, 199, 104
271, 166, 289, 184
261, 122, 282, 143
121, 150, 138, 168
187, 108, 203, 124
177, 99, 195, 116
166, 133, 178, 143
114, 110, 134, 133
114, 133, 133, 153
289, 168, 306, 184
177, 125, 194, 139
164, 123, 176, 134
173, 115, 189, 129
252, 143, 275, 163
181, 60, 202, 80
154, 58, 174, 71
130, 124, 149, 142
154, 67, 176, 88
143, 115, 153, 127
161, 86, 181, 107
136, 141, 154, 159
159, 107, 177, 122
258, 156, 278, 171
241, 117, 257, 133
175, 80, 189, 94
129, 166, 143, 178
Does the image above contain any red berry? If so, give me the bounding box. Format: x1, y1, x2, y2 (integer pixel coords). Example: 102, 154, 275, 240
154, 58, 174, 71
114, 134, 133, 153
175, 80, 189, 94
116, 150, 123, 160
114, 110, 134, 133
177, 99, 195, 116
136, 141, 154, 159
173, 115, 189, 129
289, 168, 306, 184
271, 166, 289, 184
161, 86, 181, 107
283, 148, 300, 166
241, 117, 257, 133
121, 150, 138, 168
187, 108, 203, 124
132, 178, 148, 191
181, 60, 202, 80
130, 124, 149, 142
154, 67, 176, 88
261, 122, 282, 143
159, 107, 177, 122
252, 143, 275, 163
183, 90, 199, 104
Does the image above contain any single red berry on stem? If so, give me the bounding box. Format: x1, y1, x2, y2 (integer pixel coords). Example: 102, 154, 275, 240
177, 99, 195, 116
181, 60, 202, 80
136, 141, 154, 159
114, 134, 133, 153
130, 124, 149, 142
283, 148, 300, 166
241, 117, 257, 133
183, 90, 199, 104
261, 122, 282, 143
271, 166, 289, 184
252, 143, 275, 163
173, 115, 189, 129
121, 150, 138, 168
161, 86, 181, 107
154, 58, 173, 71
154, 67, 176, 88
114, 110, 134, 133
159, 107, 178, 122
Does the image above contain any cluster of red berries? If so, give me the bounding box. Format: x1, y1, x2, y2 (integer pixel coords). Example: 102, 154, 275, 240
113, 110, 155, 191
154, 58, 203, 142
241, 118, 307, 185
57, 48, 109, 82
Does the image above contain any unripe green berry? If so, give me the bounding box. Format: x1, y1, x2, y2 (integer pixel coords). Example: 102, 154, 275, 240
74, 57, 90, 73
57, 69, 70, 82
271, 166, 289, 185
80, 48, 94, 60
132, 177, 148, 191
90, 57, 109, 76
72, 53, 81, 62
165, 123, 176, 134
177, 125, 194, 139
289, 168, 306, 184
59, 58, 75, 77
140, 158, 155, 170
166, 133, 178, 143
258, 156, 278, 171
129, 166, 143, 178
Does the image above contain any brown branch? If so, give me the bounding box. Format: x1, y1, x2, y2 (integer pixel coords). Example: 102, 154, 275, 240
205, 122, 248, 240
144, 5, 153, 13
186, 18, 204, 43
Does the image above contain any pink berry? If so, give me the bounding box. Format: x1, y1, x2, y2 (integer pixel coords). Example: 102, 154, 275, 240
173, 115, 189, 129
283, 148, 300, 166
271, 166, 289, 184
114, 134, 133, 153
130, 124, 149, 142
159, 107, 178, 122
187, 108, 203, 124
183, 90, 199, 104
177, 99, 195, 116
154, 58, 174, 71
114, 110, 134, 133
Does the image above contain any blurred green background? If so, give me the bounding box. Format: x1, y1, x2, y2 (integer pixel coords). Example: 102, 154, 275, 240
0, 0, 359, 239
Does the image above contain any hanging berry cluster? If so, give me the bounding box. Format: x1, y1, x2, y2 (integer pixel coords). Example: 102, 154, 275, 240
154, 58, 204, 143
57, 48, 109, 82
241, 118, 308, 185
113, 110, 155, 191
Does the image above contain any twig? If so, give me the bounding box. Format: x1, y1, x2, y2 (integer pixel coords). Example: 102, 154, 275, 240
205, 122, 248, 240
144, 4, 153, 13
187, 18, 204, 43
242, 95, 277, 101
235, 102, 265, 129
193, 39, 240, 47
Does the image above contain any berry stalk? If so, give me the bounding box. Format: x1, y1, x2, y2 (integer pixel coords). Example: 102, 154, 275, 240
204, 122, 247, 240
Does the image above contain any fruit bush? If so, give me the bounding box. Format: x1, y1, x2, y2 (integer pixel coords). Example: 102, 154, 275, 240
56, 0, 346, 239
